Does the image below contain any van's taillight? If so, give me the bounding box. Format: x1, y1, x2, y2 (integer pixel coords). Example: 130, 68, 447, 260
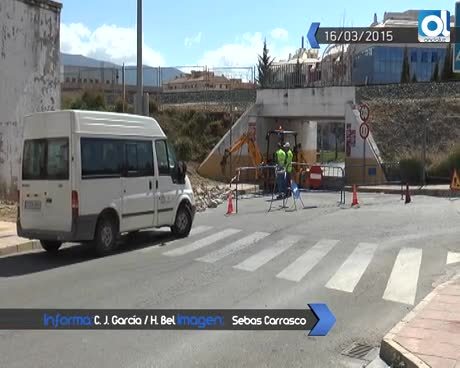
71, 190, 79, 217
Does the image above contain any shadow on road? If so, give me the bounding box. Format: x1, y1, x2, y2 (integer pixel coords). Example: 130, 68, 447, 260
0, 230, 176, 278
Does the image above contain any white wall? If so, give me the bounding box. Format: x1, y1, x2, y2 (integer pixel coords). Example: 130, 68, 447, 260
0, 0, 62, 199
256, 87, 356, 119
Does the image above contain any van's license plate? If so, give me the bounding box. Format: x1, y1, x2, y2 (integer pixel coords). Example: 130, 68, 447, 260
24, 200, 41, 210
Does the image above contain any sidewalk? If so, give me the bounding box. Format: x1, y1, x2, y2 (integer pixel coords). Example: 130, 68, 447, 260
0, 221, 40, 256
380, 274, 460, 368
347, 184, 460, 198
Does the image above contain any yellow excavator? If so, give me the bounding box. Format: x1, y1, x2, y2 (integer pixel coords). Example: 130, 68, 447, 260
220, 131, 264, 179
220, 126, 310, 188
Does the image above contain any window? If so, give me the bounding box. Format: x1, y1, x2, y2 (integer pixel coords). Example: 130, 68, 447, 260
81, 138, 123, 178
421, 52, 428, 63
125, 141, 154, 176
432, 52, 438, 63
166, 141, 178, 172
410, 51, 417, 62
155, 140, 170, 175
23, 138, 69, 180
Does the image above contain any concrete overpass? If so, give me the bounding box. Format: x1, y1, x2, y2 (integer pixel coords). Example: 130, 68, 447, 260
198, 86, 385, 185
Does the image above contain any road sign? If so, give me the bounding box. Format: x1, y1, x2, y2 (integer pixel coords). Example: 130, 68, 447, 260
455, 2, 460, 73
451, 169, 460, 191
309, 165, 323, 189
359, 123, 370, 140
359, 104, 370, 122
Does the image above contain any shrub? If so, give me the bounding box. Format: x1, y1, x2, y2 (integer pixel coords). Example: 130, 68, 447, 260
174, 136, 193, 161
428, 146, 460, 178
399, 158, 423, 184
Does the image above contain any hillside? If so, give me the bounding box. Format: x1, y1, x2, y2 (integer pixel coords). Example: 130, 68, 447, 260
61, 53, 183, 85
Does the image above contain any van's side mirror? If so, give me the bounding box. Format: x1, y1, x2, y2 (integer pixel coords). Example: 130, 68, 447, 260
174, 161, 187, 184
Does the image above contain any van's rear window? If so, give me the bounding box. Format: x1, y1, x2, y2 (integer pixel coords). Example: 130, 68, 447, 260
22, 138, 69, 180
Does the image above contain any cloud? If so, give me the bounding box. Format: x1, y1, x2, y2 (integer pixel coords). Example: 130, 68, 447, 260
60, 23, 165, 66
197, 29, 296, 68
270, 28, 288, 40
184, 32, 202, 48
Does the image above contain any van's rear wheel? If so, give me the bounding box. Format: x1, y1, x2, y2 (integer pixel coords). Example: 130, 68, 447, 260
40, 240, 62, 253
94, 216, 118, 256
171, 204, 192, 238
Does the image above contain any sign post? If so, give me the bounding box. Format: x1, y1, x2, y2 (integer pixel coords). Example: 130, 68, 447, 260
455, 2, 460, 73
358, 104, 370, 184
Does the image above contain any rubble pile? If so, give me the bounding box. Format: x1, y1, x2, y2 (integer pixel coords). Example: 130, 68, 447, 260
0, 201, 17, 222
186, 163, 229, 212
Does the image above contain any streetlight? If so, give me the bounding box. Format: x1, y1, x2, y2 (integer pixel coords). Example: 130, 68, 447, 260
136, 0, 143, 115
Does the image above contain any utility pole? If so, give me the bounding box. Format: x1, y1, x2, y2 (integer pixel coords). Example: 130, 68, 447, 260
136, 0, 143, 115
122, 63, 126, 112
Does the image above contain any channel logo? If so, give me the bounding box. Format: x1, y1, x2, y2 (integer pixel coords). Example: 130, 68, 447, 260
418, 10, 451, 43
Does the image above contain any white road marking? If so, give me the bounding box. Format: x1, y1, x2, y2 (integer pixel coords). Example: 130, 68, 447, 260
163, 228, 241, 256
276, 239, 340, 282
447, 251, 460, 265
196, 232, 270, 263
233, 235, 302, 272
325, 242, 378, 293
190, 225, 214, 236
383, 247, 422, 305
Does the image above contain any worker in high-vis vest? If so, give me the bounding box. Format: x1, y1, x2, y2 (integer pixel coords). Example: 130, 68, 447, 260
284, 142, 294, 197
275, 142, 287, 199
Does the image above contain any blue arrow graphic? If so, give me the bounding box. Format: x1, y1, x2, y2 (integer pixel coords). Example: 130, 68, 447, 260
307, 23, 320, 49
308, 303, 336, 336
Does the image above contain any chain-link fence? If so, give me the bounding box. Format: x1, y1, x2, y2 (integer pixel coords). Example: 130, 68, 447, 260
356, 81, 460, 185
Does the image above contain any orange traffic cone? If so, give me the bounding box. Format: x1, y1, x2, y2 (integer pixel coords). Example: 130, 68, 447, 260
351, 185, 359, 207
405, 184, 411, 204
226, 191, 234, 215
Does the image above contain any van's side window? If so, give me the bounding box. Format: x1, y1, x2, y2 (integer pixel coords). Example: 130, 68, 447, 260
166, 141, 178, 171
81, 138, 123, 178
155, 140, 170, 175
125, 141, 154, 176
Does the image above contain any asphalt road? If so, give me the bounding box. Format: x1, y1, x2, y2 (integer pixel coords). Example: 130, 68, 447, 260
1, 192, 460, 368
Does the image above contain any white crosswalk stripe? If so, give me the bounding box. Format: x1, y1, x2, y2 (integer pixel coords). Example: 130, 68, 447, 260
190, 225, 214, 237
233, 235, 302, 272
163, 228, 241, 256
276, 239, 339, 282
383, 247, 422, 305
196, 232, 270, 263
447, 251, 460, 265
325, 242, 378, 293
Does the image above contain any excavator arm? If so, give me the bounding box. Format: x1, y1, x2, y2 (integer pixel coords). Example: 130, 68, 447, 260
220, 132, 263, 177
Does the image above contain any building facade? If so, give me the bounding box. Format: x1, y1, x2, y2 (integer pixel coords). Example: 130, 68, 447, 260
163, 70, 255, 92
0, 0, 62, 199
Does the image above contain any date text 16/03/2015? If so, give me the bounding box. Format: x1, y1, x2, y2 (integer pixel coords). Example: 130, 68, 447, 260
324, 29, 394, 43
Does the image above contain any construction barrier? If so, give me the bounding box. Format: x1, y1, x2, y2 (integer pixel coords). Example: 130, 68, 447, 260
230, 163, 346, 214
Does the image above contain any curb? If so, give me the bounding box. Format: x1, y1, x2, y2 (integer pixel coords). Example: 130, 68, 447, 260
345, 186, 460, 198
0, 239, 41, 257
380, 274, 460, 367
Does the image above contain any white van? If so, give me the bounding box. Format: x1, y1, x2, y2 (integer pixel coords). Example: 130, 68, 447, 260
17, 110, 196, 256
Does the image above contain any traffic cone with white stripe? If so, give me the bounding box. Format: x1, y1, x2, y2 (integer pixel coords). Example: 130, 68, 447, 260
226, 191, 234, 215
351, 185, 359, 207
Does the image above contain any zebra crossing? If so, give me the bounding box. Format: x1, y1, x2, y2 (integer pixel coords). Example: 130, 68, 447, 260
139, 225, 457, 306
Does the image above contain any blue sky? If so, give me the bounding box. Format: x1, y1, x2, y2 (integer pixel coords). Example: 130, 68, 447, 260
59, 0, 457, 71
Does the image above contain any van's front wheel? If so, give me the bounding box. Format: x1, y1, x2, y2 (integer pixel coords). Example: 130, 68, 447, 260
94, 216, 118, 256
40, 240, 62, 253
171, 204, 192, 238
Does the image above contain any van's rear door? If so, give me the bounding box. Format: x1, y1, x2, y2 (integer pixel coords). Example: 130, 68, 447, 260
20, 114, 72, 232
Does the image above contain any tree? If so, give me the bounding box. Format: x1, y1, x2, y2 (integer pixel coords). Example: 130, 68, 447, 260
431, 62, 440, 82
441, 43, 453, 81
400, 47, 411, 83
70, 90, 107, 111
257, 39, 274, 88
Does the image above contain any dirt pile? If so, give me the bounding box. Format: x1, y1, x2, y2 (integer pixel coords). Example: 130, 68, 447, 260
186, 162, 229, 212
0, 201, 16, 222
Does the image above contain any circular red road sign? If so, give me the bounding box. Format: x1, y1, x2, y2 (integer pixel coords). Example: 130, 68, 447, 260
309, 165, 323, 189
359, 104, 370, 122
359, 123, 370, 140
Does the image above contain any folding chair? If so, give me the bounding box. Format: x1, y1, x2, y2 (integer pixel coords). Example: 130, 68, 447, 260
287, 180, 306, 211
